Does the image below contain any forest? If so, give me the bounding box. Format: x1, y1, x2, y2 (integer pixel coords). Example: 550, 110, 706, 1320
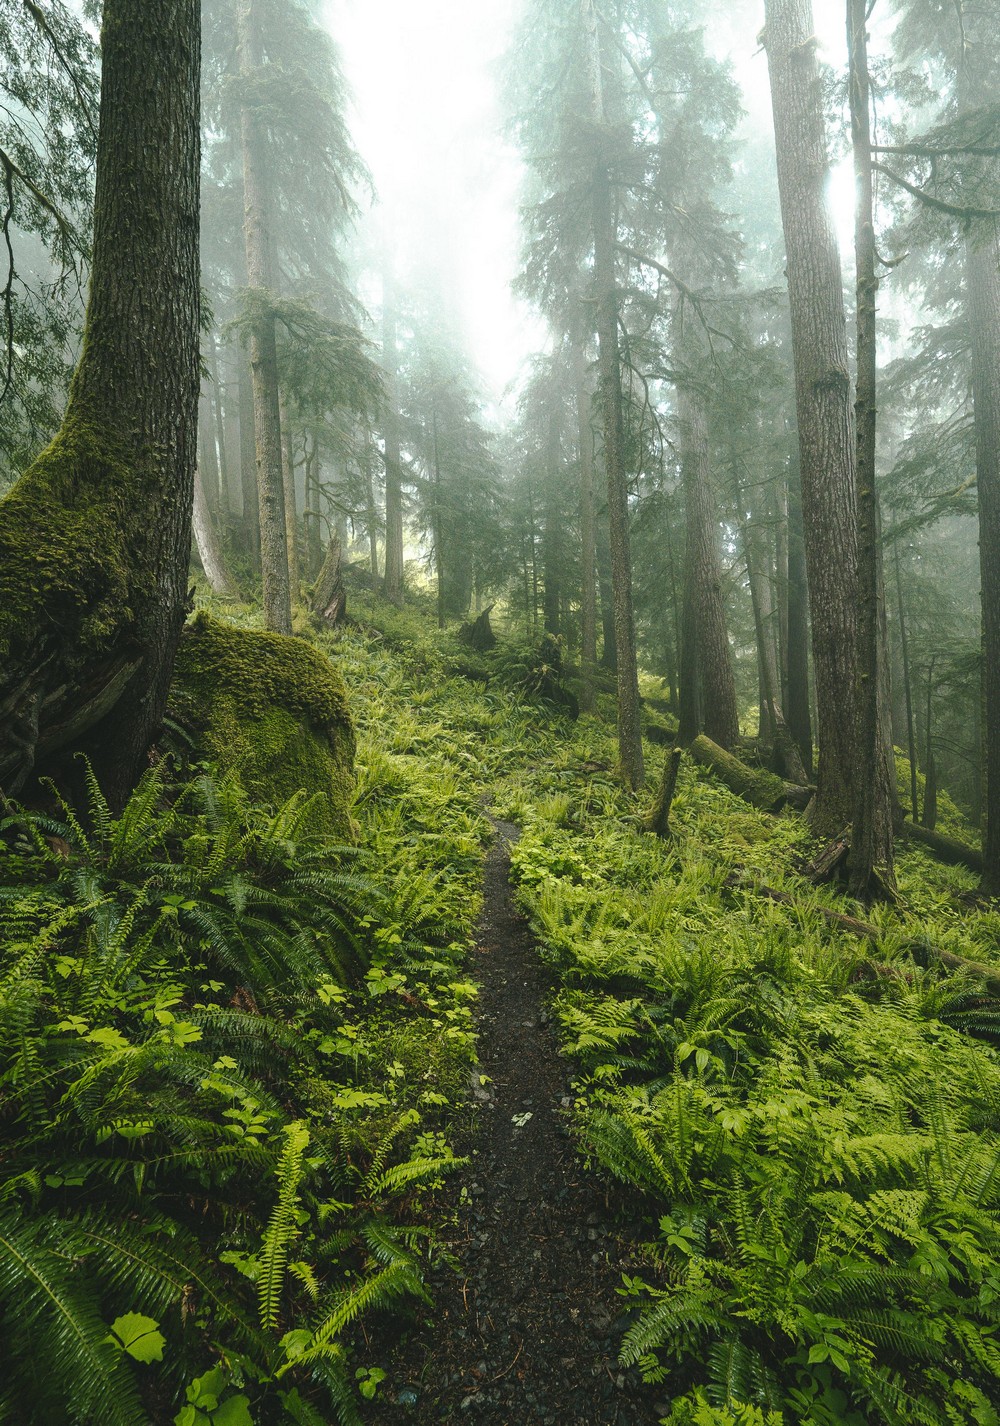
2, 0, 1000, 1422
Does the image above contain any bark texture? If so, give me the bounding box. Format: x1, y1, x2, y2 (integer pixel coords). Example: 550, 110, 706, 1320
764, 0, 859, 833
0, 0, 201, 806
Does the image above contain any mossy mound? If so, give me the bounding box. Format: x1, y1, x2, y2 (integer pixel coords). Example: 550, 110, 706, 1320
170, 613, 356, 839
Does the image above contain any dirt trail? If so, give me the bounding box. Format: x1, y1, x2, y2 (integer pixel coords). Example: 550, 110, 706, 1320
367, 818, 659, 1425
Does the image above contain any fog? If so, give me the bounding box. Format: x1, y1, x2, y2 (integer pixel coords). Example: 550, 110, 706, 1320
329, 0, 884, 407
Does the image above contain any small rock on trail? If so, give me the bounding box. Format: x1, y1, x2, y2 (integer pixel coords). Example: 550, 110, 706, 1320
365, 817, 659, 1425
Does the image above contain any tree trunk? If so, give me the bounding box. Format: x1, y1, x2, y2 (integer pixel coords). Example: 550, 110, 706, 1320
281, 406, 300, 600
543, 408, 563, 636
763, 0, 859, 834
965, 197, 1000, 897
678, 384, 739, 750
431, 404, 445, 629
198, 392, 220, 512
776, 478, 790, 709
575, 336, 598, 712
738, 496, 807, 784
305, 434, 323, 579
847, 0, 896, 900
237, 0, 291, 635
748, 510, 778, 748
362, 442, 380, 590
0, 0, 200, 806
585, 0, 643, 789
206, 331, 231, 516
309, 534, 346, 627
647, 746, 682, 838
922, 655, 937, 829
677, 557, 700, 744
893, 538, 919, 823
785, 453, 813, 775
459, 604, 497, 652
193, 467, 235, 596
596, 501, 617, 670
382, 271, 405, 605
238, 350, 261, 571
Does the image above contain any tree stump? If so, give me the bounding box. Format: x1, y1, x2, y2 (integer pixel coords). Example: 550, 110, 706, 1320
646, 747, 683, 838
459, 604, 497, 652
309, 536, 346, 627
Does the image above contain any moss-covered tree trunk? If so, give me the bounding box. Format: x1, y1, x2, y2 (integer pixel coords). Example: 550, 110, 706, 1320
237, 0, 292, 635
0, 0, 200, 808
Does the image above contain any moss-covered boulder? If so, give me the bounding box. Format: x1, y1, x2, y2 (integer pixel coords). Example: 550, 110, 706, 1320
170, 613, 355, 839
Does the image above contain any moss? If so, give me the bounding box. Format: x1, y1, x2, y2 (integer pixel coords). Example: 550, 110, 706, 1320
894, 750, 979, 845
170, 613, 356, 839
690, 734, 788, 812
642, 706, 679, 746
0, 418, 135, 665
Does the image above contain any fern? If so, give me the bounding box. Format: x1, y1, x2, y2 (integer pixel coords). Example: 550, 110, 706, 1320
258, 1122, 310, 1330
0, 1211, 147, 1426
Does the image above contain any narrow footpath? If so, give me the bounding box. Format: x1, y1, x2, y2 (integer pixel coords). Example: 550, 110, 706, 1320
368, 818, 660, 1424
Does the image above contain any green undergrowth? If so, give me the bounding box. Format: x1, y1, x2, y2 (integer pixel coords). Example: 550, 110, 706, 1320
0, 588, 584, 1425
7, 583, 999, 1426
501, 723, 1000, 1423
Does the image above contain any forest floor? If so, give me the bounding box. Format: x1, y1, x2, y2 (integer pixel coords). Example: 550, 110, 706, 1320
366, 813, 659, 1425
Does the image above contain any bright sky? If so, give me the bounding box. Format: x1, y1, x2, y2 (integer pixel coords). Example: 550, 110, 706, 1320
328, 2, 874, 406
328, 0, 539, 411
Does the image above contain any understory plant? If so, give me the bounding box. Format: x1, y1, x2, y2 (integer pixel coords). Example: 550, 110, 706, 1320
0, 756, 466, 1425
507, 737, 1000, 1425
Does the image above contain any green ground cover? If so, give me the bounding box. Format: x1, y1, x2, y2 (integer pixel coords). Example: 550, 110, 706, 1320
3, 588, 999, 1425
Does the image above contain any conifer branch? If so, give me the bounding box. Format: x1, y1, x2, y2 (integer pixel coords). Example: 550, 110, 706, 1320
873, 161, 1000, 221
21, 0, 98, 143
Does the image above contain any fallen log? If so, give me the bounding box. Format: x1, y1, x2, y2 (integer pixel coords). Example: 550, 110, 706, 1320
901, 820, 983, 875
690, 734, 814, 813
725, 873, 1000, 995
